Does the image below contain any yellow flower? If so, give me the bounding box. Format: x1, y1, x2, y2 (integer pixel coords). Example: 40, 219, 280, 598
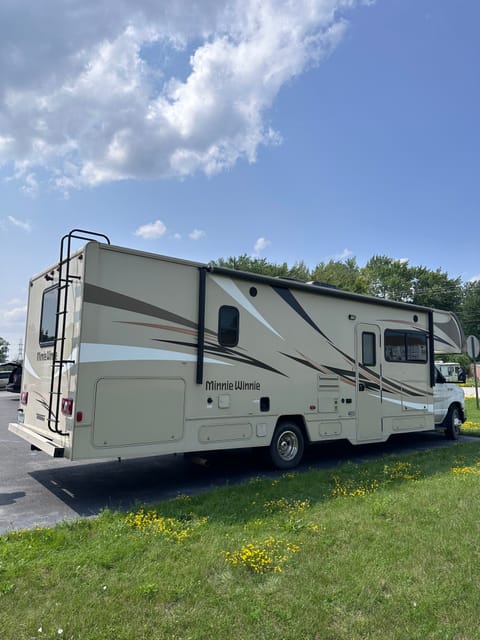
224, 536, 300, 574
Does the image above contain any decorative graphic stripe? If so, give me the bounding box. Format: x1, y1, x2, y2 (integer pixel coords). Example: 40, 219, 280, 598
274, 290, 434, 397
114, 320, 200, 338
211, 275, 283, 339
155, 339, 288, 377
83, 283, 216, 336
279, 353, 322, 372
79, 343, 231, 366
280, 351, 427, 397
372, 394, 433, 412
273, 286, 328, 339
24, 353, 41, 380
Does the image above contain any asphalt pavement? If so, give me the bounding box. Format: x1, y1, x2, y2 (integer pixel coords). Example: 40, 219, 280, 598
1, 390, 478, 535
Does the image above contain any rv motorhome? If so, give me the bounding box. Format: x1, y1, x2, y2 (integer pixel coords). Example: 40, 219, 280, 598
435, 362, 463, 383
9, 230, 466, 469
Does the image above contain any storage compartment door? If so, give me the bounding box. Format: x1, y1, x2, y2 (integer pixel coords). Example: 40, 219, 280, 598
93, 378, 185, 447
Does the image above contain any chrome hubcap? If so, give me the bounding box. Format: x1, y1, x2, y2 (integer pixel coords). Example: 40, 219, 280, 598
277, 430, 299, 461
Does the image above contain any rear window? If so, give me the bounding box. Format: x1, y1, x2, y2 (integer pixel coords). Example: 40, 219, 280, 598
39, 286, 58, 346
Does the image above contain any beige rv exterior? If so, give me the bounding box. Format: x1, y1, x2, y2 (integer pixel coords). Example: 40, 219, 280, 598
9, 232, 465, 468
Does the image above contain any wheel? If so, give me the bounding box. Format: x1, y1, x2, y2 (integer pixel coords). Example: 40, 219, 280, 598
269, 421, 305, 469
445, 405, 462, 440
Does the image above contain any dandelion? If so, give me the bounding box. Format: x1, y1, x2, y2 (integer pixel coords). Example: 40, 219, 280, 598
264, 497, 311, 515
126, 508, 207, 542
452, 462, 480, 475
384, 461, 422, 482
331, 475, 379, 498
224, 536, 300, 574
460, 421, 480, 433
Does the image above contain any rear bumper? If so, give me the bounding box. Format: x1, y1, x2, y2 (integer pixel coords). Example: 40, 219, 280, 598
8, 422, 65, 458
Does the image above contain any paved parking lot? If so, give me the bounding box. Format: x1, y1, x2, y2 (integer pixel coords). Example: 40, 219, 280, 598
1, 390, 476, 534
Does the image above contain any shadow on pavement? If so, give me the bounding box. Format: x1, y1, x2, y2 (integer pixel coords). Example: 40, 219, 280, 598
28, 429, 462, 520
0, 491, 26, 506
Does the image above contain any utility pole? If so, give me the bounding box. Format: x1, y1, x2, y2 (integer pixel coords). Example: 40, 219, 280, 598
16, 339, 23, 362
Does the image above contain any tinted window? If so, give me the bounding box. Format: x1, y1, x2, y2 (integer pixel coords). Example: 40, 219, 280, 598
385, 330, 427, 363
362, 332, 376, 366
406, 332, 427, 362
40, 286, 58, 346
218, 306, 239, 347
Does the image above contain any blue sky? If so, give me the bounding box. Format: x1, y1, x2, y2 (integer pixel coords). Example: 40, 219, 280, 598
0, 0, 479, 357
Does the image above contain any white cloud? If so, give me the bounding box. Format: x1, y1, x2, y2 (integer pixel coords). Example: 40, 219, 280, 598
172, 233, 182, 240
189, 229, 206, 240
21, 172, 39, 197
253, 237, 270, 255
469, 274, 480, 282
3, 306, 27, 323
0, 304, 27, 357
335, 248, 353, 260
0, 0, 372, 191
7, 216, 32, 232
134, 219, 167, 239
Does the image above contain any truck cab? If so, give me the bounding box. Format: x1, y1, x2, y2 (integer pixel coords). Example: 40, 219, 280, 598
434, 366, 465, 439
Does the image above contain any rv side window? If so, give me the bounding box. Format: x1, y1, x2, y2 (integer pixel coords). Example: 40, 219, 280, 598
362, 332, 376, 366
384, 330, 427, 363
406, 332, 427, 362
39, 286, 58, 346
218, 306, 239, 347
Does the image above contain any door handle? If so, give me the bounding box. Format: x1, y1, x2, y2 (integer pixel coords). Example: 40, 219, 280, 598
358, 383, 365, 392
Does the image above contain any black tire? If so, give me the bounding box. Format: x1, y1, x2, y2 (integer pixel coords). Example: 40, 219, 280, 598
445, 405, 462, 440
269, 421, 305, 470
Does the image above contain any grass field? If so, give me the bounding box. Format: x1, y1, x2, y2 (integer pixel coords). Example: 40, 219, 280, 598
2, 435, 480, 640
461, 397, 480, 436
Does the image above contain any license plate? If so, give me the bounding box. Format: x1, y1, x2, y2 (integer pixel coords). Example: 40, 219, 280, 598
17, 410, 25, 424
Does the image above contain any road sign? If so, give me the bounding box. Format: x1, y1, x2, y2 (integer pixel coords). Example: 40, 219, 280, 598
466, 335, 480, 360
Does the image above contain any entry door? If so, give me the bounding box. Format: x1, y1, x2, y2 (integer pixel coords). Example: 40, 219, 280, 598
355, 324, 383, 441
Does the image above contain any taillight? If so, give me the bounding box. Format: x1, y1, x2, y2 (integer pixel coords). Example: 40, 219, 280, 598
20, 391, 29, 405
61, 397, 74, 416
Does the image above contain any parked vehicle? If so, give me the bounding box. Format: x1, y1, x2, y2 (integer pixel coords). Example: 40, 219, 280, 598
434, 367, 465, 439
9, 229, 466, 467
435, 361, 463, 383
0, 370, 12, 390
0, 362, 21, 391
6, 364, 22, 393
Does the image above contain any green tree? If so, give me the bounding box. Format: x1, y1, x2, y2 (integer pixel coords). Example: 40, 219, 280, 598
210, 255, 311, 280
311, 257, 368, 294
363, 256, 413, 301
0, 337, 9, 363
460, 281, 480, 339
410, 267, 463, 311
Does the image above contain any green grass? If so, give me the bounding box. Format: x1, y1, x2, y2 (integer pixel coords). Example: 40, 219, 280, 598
461, 397, 480, 436
2, 442, 480, 639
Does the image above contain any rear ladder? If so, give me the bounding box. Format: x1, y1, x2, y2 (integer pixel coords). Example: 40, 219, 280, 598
47, 229, 110, 434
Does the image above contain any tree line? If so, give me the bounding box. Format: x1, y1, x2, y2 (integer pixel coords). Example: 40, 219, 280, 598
211, 254, 480, 343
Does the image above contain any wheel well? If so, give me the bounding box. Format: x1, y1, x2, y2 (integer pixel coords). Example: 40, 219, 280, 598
275, 415, 309, 443
453, 402, 466, 423
444, 402, 465, 426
